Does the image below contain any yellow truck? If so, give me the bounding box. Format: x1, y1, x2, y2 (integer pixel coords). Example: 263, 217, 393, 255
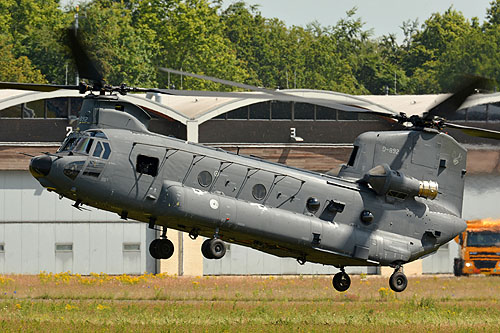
454, 219, 500, 276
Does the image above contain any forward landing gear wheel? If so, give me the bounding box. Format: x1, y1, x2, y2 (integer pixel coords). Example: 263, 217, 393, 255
149, 239, 174, 259
201, 238, 226, 259
389, 271, 408, 292
201, 239, 214, 259
332, 272, 351, 292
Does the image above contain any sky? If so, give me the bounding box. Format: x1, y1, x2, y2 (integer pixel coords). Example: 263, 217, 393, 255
222, 0, 494, 41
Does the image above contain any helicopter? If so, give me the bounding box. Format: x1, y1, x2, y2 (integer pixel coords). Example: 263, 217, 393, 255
2, 29, 500, 293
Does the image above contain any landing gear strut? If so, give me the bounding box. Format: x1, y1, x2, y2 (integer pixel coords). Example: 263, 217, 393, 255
389, 265, 408, 292
201, 238, 226, 259
332, 267, 351, 292
149, 226, 174, 260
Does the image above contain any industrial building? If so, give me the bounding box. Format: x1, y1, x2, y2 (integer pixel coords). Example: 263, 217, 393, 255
1, 88, 500, 276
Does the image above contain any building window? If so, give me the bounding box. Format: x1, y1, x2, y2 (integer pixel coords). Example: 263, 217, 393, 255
271, 101, 292, 120
55, 244, 73, 252
316, 105, 337, 120
123, 243, 141, 251
136, 155, 159, 177
337, 110, 358, 120
294, 102, 315, 120
0, 244, 4, 252
227, 106, 248, 120
249, 102, 270, 120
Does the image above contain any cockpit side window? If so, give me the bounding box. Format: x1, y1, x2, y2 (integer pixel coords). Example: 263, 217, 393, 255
102, 142, 111, 159
74, 137, 94, 155
93, 141, 103, 157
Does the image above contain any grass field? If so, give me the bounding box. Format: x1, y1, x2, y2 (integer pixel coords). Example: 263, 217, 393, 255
0, 272, 499, 332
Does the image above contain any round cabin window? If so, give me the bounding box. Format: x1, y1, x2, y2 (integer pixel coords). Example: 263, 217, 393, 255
307, 197, 321, 212
252, 184, 267, 200
198, 171, 213, 187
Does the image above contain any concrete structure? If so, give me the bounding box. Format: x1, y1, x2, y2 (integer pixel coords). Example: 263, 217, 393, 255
2, 88, 500, 276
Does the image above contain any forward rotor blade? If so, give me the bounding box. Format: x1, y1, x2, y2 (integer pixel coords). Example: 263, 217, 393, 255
158, 68, 399, 117
158, 67, 284, 95
66, 28, 104, 86
145, 86, 398, 117
444, 122, 500, 140
425, 77, 492, 120
0, 82, 79, 92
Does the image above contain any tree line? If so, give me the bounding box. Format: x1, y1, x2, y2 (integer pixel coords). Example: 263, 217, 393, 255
1, 0, 500, 95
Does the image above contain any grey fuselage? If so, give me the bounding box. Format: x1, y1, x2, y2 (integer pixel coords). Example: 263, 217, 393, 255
32, 98, 467, 268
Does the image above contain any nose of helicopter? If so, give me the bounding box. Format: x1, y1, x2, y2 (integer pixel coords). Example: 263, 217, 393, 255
29, 155, 53, 178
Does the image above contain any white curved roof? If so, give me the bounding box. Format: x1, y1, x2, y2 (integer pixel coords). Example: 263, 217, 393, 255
1, 88, 499, 125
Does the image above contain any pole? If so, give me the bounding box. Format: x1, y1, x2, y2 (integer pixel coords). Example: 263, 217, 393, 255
394, 71, 397, 95
74, 5, 79, 85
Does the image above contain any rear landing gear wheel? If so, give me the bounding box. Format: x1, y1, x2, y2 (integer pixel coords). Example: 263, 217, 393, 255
149, 239, 174, 260
332, 271, 351, 292
389, 271, 408, 292
201, 238, 226, 259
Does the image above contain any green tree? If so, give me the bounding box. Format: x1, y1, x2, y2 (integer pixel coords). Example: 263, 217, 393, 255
77, 1, 158, 87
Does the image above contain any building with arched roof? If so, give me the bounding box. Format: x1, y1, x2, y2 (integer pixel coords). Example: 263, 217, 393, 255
1, 88, 500, 276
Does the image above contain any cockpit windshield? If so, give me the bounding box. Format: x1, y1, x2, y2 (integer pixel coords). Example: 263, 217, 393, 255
57, 130, 110, 156
58, 133, 79, 152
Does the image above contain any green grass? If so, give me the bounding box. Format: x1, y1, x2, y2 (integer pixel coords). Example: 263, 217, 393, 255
0, 273, 499, 331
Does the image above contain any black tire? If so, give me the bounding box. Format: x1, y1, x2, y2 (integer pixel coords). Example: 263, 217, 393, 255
209, 238, 226, 259
389, 271, 408, 292
149, 239, 161, 259
156, 239, 174, 259
332, 272, 351, 292
201, 239, 214, 259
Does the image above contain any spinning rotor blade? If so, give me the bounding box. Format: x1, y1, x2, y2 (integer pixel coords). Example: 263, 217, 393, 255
159, 67, 399, 117
425, 77, 492, 120
159, 67, 283, 95
0, 82, 79, 92
444, 122, 500, 140
66, 28, 105, 87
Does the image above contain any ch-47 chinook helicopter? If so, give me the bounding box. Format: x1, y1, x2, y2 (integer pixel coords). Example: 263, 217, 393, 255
2, 30, 500, 293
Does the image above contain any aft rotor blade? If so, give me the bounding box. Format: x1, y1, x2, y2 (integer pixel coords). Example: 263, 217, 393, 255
66, 28, 104, 86
0, 82, 79, 92
425, 77, 492, 120
444, 122, 500, 140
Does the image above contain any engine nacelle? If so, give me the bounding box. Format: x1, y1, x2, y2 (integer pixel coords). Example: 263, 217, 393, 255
362, 164, 438, 200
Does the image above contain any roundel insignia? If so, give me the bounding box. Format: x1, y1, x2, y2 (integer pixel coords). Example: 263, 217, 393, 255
209, 199, 219, 210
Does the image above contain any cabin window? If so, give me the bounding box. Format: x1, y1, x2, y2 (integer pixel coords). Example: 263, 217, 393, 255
252, 184, 267, 200
136, 155, 159, 177
198, 171, 213, 187
0, 244, 4, 252
307, 197, 321, 212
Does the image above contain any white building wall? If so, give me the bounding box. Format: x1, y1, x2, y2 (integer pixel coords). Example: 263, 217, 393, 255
0, 171, 156, 274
